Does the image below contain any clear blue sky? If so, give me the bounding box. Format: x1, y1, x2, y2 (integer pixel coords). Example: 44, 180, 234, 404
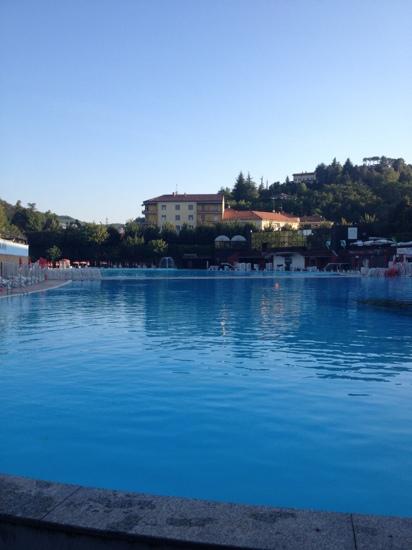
1, 0, 411, 222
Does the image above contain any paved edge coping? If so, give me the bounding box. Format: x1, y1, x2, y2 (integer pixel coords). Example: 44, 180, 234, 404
1, 474, 412, 549
0, 279, 71, 300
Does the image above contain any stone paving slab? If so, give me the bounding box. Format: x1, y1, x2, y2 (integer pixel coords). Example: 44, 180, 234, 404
0, 474, 79, 520
352, 513, 412, 550
125, 494, 354, 549
43, 486, 161, 534
2, 474, 412, 549
41, 483, 355, 549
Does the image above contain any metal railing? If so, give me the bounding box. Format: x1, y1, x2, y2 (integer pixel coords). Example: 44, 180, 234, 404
0, 262, 103, 293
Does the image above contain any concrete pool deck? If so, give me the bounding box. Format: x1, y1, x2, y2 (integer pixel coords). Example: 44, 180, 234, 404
1, 474, 411, 549
0, 279, 71, 299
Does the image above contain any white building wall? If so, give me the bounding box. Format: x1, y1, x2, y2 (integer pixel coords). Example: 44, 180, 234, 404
290, 253, 305, 270
273, 253, 305, 270
293, 173, 315, 184
0, 239, 29, 258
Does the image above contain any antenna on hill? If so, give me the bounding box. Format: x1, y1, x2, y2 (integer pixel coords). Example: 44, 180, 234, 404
175, 184, 178, 195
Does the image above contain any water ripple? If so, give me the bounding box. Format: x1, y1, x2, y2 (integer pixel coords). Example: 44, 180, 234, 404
1, 276, 412, 516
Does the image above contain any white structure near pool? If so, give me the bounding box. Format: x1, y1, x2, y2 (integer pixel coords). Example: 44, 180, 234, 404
0, 237, 29, 265
272, 251, 305, 271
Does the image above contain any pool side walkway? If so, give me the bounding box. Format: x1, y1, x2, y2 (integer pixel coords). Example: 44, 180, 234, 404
1, 474, 411, 550
0, 279, 71, 299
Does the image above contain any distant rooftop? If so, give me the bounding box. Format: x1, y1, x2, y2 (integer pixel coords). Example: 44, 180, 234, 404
143, 193, 223, 204
292, 172, 315, 177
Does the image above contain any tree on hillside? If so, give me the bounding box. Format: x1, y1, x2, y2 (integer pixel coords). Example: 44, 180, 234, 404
83, 223, 109, 246
161, 222, 178, 243
124, 220, 142, 237
11, 206, 43, 232
232, 172, 246, 201
315, 163, 328, 186
218, 186, 232, 201
342, 158, 355, 178
43, 211, 60, 231
233, 171, 258, 202
329, 158, 342, 182
46, 245, 62, 263
0, 204, 8, 233
143, 225, 160, 242
149, 239, 168, 257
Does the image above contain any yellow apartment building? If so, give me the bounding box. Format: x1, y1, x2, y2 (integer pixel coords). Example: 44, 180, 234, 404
142, 193, 225, 230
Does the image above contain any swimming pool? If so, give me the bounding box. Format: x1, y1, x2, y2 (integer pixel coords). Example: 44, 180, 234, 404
1, 273, 412, 516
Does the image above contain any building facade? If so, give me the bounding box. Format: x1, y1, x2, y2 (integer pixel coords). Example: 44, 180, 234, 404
142, 193, 225, 230
292, 172, 316, 184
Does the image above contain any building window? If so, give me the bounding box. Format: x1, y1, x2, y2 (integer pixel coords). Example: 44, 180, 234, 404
188, 215, 194, 221
175, 204, 180, 210
188, 204, 194, 210
175, 215, 180, 221
161, 204, 166, 210
161, 215, 166, 221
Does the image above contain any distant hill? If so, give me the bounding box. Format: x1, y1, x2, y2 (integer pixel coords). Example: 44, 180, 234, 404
0, 199, 79, 237
220, 156, 412, 235
0, 198, 124, 239
57, 215, 82, 228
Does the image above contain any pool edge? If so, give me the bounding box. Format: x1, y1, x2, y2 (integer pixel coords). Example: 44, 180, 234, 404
1, 473, 411, 549
0, 279, 71, 299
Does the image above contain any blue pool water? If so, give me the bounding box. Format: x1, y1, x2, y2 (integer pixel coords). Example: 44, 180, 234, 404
1, 273, 412, 516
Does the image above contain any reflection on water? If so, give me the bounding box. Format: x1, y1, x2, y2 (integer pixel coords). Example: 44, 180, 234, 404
1, 276, 412, 516
122, 276, 412, 383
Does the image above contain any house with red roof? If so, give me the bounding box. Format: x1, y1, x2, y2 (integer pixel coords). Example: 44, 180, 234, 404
142, 192, 302, 232
222, 209, 300, 231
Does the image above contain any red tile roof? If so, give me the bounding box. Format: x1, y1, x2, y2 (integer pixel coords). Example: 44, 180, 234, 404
144, 194, 223, 204
222, 209, 260, 220
223, 209, 300, 223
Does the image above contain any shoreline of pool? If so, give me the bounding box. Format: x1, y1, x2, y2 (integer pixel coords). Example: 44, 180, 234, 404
1, 473, 411, 549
